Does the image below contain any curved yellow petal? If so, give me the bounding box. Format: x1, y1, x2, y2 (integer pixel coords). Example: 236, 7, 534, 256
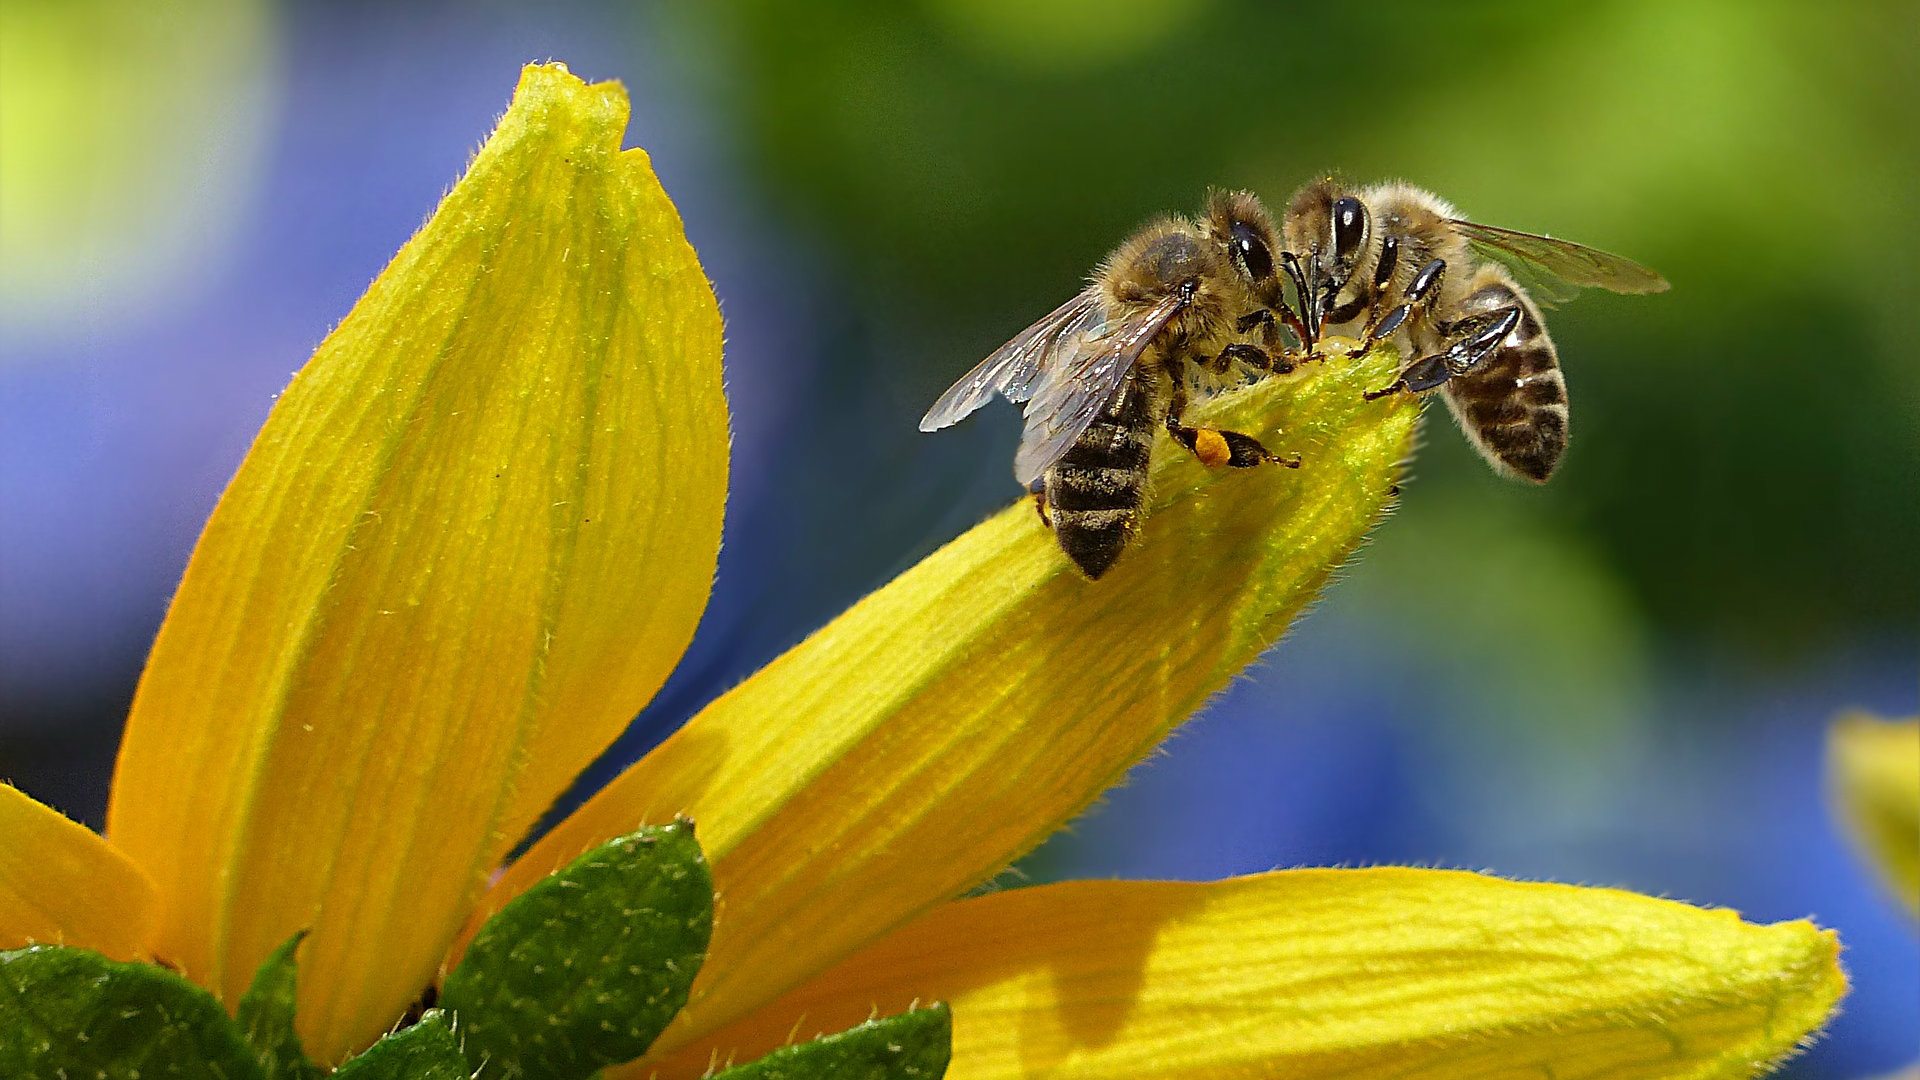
1828, 712, 1920, 915
646, 869, 1845, 1080
488, 346, 1418, 1053
106, 63, 725, 1062
0, 784, 157, 961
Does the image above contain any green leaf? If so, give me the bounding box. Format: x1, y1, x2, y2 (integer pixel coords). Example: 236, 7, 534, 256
440, 820, 713, 1079
0, 944, 262, 1080
713, 1005, 952, 1080
332, 1009, 468, 1080
236, 930, 322, 1080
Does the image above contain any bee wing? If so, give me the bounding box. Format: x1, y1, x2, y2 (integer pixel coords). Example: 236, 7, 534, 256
1012, 291, 1183, 486
919, 289, 1105, 432
1483, 253, 1583, 309
1450, 219, 1670, 299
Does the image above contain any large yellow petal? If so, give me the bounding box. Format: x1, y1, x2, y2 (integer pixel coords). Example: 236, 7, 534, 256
106, 64, 725, 1062
0, 784, 157, 961
646, 869, 1844, 1080
1828, 712, 1920, 915
487, 345, 1418, 1054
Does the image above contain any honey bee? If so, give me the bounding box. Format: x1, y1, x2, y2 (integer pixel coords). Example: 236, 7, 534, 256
920, 191, 1300, 579
1280, 178, 1668, 481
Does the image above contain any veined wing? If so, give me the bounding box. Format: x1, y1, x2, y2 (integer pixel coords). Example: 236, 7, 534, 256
1486, 252, 1582, 309
1012, 291, 1184, 486
1451, 219, 1670, 297
919, 289, 1105, 432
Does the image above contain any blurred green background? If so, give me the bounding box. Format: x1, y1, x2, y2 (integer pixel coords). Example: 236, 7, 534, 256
2, 1, 1915, 1072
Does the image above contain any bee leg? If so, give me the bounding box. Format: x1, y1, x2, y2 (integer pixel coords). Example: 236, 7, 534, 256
1322, 293, 1369, 328
1163, 381, 1228, 467
1215, 342, 1296, 378
1166, 416, 1299, 469
1217, 430, 1300, 468
1406, 258, 1448, 313
1363, 306, 1522, 400
1361, 257, 1446, 360
1164, 366, 1301, 467
1028, 476, 1052, 528
1236, 306, 1309, 354
1276, 304, 1315, 352
1358, 301, 1411, 354
1353, 234, 1404, 350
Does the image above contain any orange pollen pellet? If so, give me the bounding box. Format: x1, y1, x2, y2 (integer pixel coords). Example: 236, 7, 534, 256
1194, 428, 1230, 467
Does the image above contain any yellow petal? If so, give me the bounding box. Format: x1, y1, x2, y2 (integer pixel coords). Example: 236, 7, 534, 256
106, 63, 725, 1061
0, 783, 157, 961
1828, 712, 1920, 915
487, 345, 1418, 1054
645, 868, 1845, 1080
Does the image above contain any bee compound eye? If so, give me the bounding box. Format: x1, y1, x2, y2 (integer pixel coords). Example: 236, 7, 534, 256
1230, 221, 1274, 282
1332, 197, 1367, 261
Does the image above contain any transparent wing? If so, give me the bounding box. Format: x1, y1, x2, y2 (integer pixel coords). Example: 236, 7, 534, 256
1451, 219, 1670, 297
1012, 291, 1183, 486
919, 289, 1105, 432
1482, 248, 1582, 309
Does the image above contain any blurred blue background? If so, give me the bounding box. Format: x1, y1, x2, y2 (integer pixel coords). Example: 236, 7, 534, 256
2, 1, 1914, 1071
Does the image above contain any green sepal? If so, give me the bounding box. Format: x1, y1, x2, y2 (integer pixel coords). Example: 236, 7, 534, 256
236, 930, 322, 1080
0, 944, 262, 1080
332, 1009, 467, 1080
713, 1005, 952, 1080
440, 820, 714, 1079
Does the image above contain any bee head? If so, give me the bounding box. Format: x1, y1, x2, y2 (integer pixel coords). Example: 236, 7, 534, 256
1202, 190, 1280, 289
1282, 178, 1370, 299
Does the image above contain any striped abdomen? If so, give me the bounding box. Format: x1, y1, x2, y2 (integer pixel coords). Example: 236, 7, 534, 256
1442, 267, 1568, 482
1045, 369, 1157, 578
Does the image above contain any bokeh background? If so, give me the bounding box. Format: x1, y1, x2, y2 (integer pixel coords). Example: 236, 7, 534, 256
3, 0, 1915, 1071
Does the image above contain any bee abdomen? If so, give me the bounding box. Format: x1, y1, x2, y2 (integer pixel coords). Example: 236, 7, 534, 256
1450, 335, 1569, 482
1047, 418, 1153, 579
1443, 276, 1569, 483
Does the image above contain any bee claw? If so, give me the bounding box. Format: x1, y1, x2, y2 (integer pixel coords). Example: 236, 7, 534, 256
1028, 479, 1052, 527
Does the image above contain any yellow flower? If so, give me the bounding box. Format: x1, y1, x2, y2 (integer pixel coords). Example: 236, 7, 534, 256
0, 63, 1845, 1077
1829, 712, 1920, 916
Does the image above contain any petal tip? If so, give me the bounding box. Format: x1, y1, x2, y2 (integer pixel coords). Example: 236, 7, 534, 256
503, 62, 632, 159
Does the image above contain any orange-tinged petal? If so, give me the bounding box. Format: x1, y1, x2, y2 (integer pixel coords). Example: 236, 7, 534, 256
644, 869, 1845, 1080
0, 783, 157, 961
485, 345, 1418, 1054
106, 63, 725, 1061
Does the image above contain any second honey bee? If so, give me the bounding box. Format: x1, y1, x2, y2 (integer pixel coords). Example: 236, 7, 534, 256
1280, 178, 1669, 481
920, 191, 1299, 579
